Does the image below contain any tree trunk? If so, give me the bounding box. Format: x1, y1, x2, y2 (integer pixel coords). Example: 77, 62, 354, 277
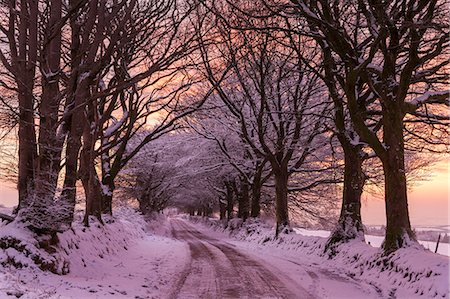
60, 125, 82, 224
225, 181, 233, 220
35, 0, 62, 202
16, 0, 38, 212
59, 6, 84, 226
273, 164, 290, 237
382, 105, 415, 252
101, 139, 114, 215
17, 89, 37, 210
238, 179, 250, 221
80, 103, 103, 227
101, 171, 114, 215
219, 197, 226, 220
189, 208, 195, 216
326, 143, 365, 251
250, 169, 262, 218
60, 80, 89, 226
80, 146, 104, 226
85, 171, 103, 225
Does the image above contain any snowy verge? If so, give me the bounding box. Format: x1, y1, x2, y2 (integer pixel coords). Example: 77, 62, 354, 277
55, 208, 147, 274
0, 207, 159, 298
187, 216, 450, 298
0, 208, 146, 275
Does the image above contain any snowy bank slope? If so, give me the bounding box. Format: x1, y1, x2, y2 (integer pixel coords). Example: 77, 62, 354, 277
189, 217, 450, 298
0, 209, 189, 298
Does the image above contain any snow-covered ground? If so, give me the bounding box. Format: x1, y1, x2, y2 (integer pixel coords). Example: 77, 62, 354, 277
0, 209, 189, 298
0, 211, 448, 298
172, 218, 394, 298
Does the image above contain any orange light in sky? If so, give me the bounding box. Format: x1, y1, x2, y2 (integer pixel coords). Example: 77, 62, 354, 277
361, 160, 449, 227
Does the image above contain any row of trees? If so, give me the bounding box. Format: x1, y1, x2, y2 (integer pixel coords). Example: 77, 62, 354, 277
0, 0, 208, 231
0, 0, 448, 254
121, 0, 448, 253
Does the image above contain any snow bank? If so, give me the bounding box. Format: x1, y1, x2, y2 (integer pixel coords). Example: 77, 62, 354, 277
295, 228, 450, 257
0, 207, 146, 275
189, 216, 450, 298
0, 207, 148, 297
144, 212, 174, 237
0, 209, 191, 299
0, 220, 67, 274
56, 208, 147, 274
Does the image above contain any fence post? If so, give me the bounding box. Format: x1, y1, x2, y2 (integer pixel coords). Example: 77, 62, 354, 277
434, 234, 441, 253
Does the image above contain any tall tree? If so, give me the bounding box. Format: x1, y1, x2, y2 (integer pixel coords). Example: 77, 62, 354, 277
0, 0, 209, 231
289, 0, 449, 252
0, 0, 39, 213
198, 10, 328, 235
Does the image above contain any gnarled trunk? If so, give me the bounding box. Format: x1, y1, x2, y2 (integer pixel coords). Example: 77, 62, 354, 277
326, 143, 365, 251
382, 106, 415, 252
35, 0, 62, 203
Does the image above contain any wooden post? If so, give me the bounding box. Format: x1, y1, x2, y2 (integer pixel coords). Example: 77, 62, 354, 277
435, 234, 441, 253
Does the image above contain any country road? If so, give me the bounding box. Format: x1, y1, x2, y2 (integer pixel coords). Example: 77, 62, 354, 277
1, 216, 384, 299
169, 219, 314, 299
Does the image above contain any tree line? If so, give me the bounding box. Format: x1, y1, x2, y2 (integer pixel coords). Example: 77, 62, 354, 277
0, 0, 448, 254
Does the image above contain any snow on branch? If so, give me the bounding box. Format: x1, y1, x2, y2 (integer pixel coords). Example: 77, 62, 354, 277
103, 111, 129, 138
406, 90, 450, 111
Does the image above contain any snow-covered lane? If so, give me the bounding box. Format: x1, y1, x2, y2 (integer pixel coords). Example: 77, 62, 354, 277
169, 219, 381, 299
170, 219, 310, 298
228, 239, 383, 299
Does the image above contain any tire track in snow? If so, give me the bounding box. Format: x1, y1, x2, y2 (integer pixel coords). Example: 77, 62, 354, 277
169, 219, 314, 299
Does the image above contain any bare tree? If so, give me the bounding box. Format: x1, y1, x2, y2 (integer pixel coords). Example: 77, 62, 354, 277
0, 0, 209, 231
198, 8, 330, 235
0, 0, 39, 213
288, 0, 449, 252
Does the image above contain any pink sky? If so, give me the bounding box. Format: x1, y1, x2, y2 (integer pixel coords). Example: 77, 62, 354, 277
362, 161, 449, 227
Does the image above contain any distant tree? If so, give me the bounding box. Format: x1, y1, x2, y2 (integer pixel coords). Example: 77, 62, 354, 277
117, 132, 240, 218
187, 103, 272, 221
197, 8, 332, 236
